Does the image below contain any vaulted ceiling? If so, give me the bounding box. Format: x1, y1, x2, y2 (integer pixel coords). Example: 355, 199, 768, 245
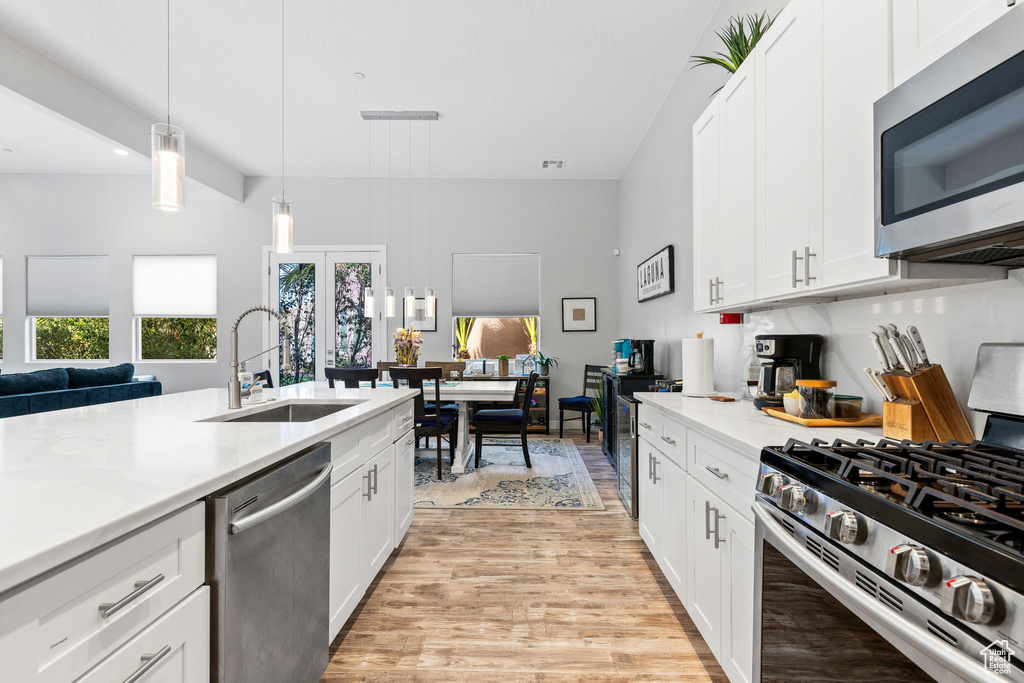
0, 0, 717, 180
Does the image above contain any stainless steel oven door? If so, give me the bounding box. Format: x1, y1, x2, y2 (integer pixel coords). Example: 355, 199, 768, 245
753, 502, 1008, 683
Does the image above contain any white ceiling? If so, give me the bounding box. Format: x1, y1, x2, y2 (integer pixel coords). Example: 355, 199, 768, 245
0, 90, 148, 174
0, 0, 716, 179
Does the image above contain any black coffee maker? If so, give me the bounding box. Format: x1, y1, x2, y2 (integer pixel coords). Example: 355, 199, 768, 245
753, 334, 823, 409
628, 339, 656, 375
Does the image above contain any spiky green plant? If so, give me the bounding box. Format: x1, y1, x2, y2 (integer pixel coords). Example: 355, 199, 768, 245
690, 11, 776, 93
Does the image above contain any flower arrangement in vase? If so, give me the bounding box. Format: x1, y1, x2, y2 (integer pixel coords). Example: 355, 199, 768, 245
394, 328, 423, 366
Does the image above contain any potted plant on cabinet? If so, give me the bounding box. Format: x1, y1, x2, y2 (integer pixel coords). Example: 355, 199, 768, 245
536, 353, 558, 376
497, 354, 510, 376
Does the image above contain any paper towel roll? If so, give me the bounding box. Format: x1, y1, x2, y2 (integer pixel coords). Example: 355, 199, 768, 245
682, 334, 715, 396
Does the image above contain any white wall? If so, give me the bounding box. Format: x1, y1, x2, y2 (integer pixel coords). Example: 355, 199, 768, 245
618, 0, 1024, 425
0, 173, 619, 408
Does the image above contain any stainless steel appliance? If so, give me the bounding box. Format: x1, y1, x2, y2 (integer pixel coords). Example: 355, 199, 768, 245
616, 396, 640, 519
874, 6, 1024, 266
601, 369, 663, 467
753, 344, 1024, 682
207, 443, 333, 683
753, 334, 823, 410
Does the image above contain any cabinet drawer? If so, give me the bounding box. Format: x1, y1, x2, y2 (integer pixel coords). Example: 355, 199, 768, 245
688, 430, 758, 521
75, 586, 209, 683
638, 407, 686, 467
0, 502, 205, 683
393, 400, 415, 440
326, 429, 361, 484
359, 412, 393, 459
636, 407, 661, 442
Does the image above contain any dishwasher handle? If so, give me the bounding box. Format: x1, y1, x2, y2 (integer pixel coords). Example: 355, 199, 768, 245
229, 462, 333, 535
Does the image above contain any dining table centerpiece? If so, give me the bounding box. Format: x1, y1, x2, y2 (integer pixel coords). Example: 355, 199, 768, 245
394, 327, 423, 366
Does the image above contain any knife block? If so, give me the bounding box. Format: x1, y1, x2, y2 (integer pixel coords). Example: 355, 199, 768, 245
881, 364, 974, 443
882, 399, 937, 442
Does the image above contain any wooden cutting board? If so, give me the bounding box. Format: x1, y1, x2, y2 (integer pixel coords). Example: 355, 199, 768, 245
762, 407, 883, 428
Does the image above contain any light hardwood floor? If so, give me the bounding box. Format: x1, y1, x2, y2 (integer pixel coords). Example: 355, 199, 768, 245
323, 432, 727, 682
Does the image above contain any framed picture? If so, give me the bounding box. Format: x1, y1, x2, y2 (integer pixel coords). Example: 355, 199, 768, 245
403, 297, 437, 332
637, 245, 675, 302
562, 297, 597, 332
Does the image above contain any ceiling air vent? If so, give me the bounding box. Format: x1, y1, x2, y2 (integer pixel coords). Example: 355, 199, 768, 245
542, 160, 564, 169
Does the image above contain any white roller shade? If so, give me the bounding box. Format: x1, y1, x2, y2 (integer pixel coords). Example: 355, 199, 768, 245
133, 255, 217, 316
27, 256, 109, 317
452, 253, 540, 317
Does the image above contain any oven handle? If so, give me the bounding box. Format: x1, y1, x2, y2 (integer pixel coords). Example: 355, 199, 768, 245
752, 503, 1005, 683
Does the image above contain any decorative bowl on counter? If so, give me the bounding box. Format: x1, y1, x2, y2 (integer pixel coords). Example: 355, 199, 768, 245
783, 395, 803, 417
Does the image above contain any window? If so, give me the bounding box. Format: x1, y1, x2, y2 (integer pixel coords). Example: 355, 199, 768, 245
452, 253, 541, 359
133, 255, 217, 360
454, 317, 537, 359
27, 256, 109, 361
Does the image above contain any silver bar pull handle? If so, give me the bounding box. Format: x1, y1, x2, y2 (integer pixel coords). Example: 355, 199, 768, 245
647, 452, 654, 480
363, 473, 372, 499
713, 507, 725, 549
122, 645, 173, 683
229, 463, 333, 534
651, 457, 660, 484
99, 574, 165, 619
709, 279, 714, 306
804, 246, 816, 286
792, 250, 803, 287
401, 414, 413, 425
639, 421, 651, 429
660, 435, 676, 446
371, 464, 379, 495
714, 277, 723, 304
705, 500, 713, 540
706, 466, 729, 480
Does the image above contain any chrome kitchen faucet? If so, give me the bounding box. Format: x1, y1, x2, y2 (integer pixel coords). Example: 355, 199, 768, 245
229, 306, 293, 409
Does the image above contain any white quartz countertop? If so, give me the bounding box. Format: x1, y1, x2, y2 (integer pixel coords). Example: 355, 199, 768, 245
634, 392, 883, 460
0, 383, 416, 596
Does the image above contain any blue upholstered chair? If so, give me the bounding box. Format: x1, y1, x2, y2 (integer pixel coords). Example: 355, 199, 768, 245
325, 367, 378, 388
471, 372, 539, 470
389, 366, 458, 480
558, 364, 605, 442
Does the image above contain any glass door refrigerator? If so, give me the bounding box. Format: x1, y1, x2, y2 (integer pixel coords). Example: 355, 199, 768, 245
616, 396, 639, 519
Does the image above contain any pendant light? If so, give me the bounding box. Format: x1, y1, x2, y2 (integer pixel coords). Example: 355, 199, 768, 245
152, 0, 185, 212
272, 0, 294, 254
363, 119, 375, 318
384, 120, 396, 317
404, 120, 417, 319
424, 119, 436, 317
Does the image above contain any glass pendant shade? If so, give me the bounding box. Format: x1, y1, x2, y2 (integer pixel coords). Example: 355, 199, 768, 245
404, 287, 416, 317
364, 287, 375, 318
151, 123, 185, 212
424, 287, 436, 317
272, 196, 294, 254
384, 287, 396, 318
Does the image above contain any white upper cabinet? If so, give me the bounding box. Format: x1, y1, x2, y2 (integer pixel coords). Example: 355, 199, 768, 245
892, 0, 1015, 87
754, 0, 823, 300
692, 96, 722, 312
820, 0, 895, 287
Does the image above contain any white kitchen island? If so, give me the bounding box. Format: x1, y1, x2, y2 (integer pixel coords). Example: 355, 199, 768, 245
0, 383, 417, 682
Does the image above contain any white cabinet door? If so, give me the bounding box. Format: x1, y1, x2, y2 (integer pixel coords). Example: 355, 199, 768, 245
362, 445, 395, 582
892, 0, 1012, 86
755, 0, 823, 300
637, 438, 661, 558
693, 97, 722, 312
329, 468, 365, 640
820, 0, 895, 288
658, 454, 687, 602
686, 476, 724, 659
394, 430, 416, 544
718, 56, 757, 308
721, 512, 755, 683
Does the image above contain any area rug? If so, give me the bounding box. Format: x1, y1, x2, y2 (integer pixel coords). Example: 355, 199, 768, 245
414, 437, 605, 510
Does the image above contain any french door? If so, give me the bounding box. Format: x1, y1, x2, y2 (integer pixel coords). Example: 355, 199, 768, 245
266, 248, 385, 386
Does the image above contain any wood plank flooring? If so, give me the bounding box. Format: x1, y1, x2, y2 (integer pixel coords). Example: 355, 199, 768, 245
323, 432, 727, 682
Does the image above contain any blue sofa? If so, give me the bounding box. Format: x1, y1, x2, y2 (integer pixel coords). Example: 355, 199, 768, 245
0, 364, 162, 419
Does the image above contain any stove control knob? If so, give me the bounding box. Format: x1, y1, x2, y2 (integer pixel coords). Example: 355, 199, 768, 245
759, 473, 785, 498
779, 484, 815, 514
825, 510, 863, 544
941, 576, 999, 625
885, 545, 931, 586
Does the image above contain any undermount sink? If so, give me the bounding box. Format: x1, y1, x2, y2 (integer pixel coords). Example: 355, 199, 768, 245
215, 401, 353, 423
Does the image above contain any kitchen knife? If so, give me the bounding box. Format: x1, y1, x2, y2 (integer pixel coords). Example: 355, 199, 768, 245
906, 325, 930, 366
872, 369, 897, 402
874, 327, 902, 370
887, 323, 920, 367
863, 366, 892, 402
870, 331, 893, 370
891, 335, 915, 373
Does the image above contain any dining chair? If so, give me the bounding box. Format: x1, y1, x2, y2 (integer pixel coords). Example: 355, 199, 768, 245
252, 370, 273, 389
376, 361, 399, 383
388, 366, 459, 480
471, 372, 538, 470
558, 364, 605, 442
325, 367, 378, 388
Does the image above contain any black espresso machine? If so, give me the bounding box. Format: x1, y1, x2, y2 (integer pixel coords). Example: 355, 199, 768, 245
753, 334, 823, 410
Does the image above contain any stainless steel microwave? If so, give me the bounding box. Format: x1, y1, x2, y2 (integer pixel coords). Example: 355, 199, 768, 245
874, 7, 1024, 266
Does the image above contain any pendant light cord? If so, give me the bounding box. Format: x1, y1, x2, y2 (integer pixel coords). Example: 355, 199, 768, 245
387, 120, 392, 287
409, 120, 412, 292
281, 0, 286, 197
428, 120, 432, 289
367, 119, 372, 257
166, 0, 171, 126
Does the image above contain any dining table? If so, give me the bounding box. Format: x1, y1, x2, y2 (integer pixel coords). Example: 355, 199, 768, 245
362, 379, 518, 473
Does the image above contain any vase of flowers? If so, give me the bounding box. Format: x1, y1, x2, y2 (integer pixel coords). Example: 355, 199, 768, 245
394, 328, 422, 366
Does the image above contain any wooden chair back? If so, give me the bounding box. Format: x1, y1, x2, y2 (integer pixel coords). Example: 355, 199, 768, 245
583, 364, 604, 397
388, 366, 443, 425
425, 360, 466, 380
519, 372, 540, 428
325, 367, 378, 389
377, 361, 399, 382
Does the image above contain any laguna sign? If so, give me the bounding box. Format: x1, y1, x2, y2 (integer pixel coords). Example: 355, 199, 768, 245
637, 245, 675, 303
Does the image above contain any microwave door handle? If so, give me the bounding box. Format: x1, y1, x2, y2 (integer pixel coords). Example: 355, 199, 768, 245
229, 463, 333, 534
752, 504, 1004, 683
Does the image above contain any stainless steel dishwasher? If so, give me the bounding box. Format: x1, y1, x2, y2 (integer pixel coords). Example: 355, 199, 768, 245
207, 442, 332, 683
